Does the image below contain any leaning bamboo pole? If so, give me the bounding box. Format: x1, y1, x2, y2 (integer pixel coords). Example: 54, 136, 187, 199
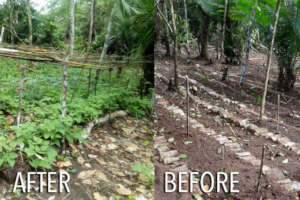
94, 3, 116, 95
260, 0, 281, 121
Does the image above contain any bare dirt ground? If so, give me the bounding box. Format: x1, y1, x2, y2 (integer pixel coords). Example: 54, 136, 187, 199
154, 43, 300, 199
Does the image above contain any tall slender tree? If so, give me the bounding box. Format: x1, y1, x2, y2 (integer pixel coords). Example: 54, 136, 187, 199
70, 0, 75, 57
0, 26, 4, 43
220, 0, 228, 60
9, 0, 14, 44
183, 0, 189, 49
170, 0, 178, 88
260, 0, 281, 120
26, 0, 32, 46
239, 0, 258, 86
87, 0, 95, 97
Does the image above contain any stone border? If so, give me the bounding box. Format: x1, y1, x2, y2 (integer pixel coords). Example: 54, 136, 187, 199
156, 72, 300, 156
155, 92, 300, 196
83, 110, 127, 139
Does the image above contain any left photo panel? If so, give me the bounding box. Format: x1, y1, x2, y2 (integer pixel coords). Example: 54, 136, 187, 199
0, 0, 154, 199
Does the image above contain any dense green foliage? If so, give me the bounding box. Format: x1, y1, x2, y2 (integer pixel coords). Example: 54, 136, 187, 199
157, 0, 300, 90
0, 58, 152, 169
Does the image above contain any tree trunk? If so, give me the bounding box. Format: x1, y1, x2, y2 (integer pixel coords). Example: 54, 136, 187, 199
0, 26, 5, 44
26, 0, 32, 46
70, 0, 75, 57
200, 9, 210, 60
220, 0, 228, 60
277, 61, 296, 92
260, 0, 281, 121
163, 0, 171, 57
94, 3, 115, 95
87, 0, 95, 97
169, 0, 178, 88
240, 0, 257, 86
183, 0, 189, 49
9, 0, 14, 44
141, 42, 154, 95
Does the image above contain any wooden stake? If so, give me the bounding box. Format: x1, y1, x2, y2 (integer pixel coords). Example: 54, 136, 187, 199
222, 144, 225, 160
277, 94, 280, 131
17, 65, 26, 127
186, 75, 190, 137
109, 68, 112, 122
256, 145, 266, 192
62, 55, 69, 155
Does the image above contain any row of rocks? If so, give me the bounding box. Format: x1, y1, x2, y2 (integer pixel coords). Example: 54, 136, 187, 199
155, 97, 203, 199
155, 93, 300, 197
156, 72, 300, 156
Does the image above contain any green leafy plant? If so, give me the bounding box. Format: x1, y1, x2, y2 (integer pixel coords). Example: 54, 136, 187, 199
132, 162, 154, 184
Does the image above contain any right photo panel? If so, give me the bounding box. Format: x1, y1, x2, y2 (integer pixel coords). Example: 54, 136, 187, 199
154, 0, 300, 199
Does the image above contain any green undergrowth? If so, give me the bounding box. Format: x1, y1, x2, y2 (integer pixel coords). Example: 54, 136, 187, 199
0, 57, 152, 170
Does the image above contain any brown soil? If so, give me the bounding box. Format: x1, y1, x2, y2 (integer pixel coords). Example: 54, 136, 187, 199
155, 43, 300, 199
154, 102, 294, 199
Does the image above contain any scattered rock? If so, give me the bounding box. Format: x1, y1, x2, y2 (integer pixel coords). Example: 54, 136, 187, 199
77, 156, 85, 165
57, 160, 72, 168
93, 192, 108, 200
124, 142, 139, 153
88, 154, 98, 159
116, 184, 132, 195
136, 194, 147, 200
106, 143, 118, 150
48, 196, 55, 200
292, 182, 300, 192
84, 163, 92, 168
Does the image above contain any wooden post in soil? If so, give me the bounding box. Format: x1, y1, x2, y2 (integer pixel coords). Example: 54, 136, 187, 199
259, 0, 281, 121
62, 55, 69, 154
256, 145, 266, 192
277, 94, 280, 131
186, 75, 190, 137
109, 68, 112, 122
17, 65, 26, 127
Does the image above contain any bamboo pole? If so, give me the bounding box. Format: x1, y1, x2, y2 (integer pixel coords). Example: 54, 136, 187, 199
94, 3, 116, 95
277, 94, 280, 130
17, 65, 26, 127
62, 55, 69, 154
256, 145, 266, 192
186, 75, 189, 137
